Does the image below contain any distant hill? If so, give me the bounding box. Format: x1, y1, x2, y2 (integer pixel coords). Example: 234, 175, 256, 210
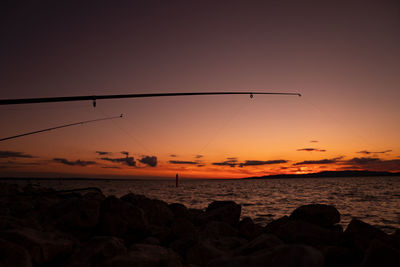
244, 170, 400, 180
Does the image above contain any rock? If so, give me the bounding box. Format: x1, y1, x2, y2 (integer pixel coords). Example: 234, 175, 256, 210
322, 245, 356, 267
344, 219, 389, 251
0, 238, 33, 267
171, 218, 198, 241
148, 225, 171, 245
186, 239, 228, 266
203, 201, 241, 226
361, 239, 400, 267
97, 196, 148, 243
45, 197, 101, 239
100, 244, 183, 267
209, 245, 324, 267
271, 219, 342, 247
201, 221, 238, 239
121, 193, 174, 226
261, 244, 324, 267
264, 216, 290, 233
64, 236, 127, 267
236, 233, 283, 256
238, 217, 263, 240
0, 227, 75, 266
208, 236, 248, 252
169, 203, 191, 219
290, 204, 340, 227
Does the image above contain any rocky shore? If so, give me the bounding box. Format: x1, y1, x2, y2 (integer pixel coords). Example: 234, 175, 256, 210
0, 182, 398, 267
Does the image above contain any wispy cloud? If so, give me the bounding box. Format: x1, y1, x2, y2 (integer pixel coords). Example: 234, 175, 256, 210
169, 154, 178, 157
0, 150, 34, 159
356, 150, 392, 155
53, 158, 97, 167
212, 158, 238, 167
169, 160, 197, 165
294, 157, 343, 165
195, 155, 203, 159
96, 151, 111, 155
239, 160, 287, 167
297, 148, 326, 152
310, 140, 318, 143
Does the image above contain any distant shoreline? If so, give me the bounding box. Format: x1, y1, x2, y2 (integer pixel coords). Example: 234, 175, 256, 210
244, 170, 400, 180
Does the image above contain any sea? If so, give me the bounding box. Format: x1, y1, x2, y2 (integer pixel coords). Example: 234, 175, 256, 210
6, 176, 400, 234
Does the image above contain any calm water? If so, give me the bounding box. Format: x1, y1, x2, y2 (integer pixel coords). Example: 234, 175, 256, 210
9, 176, 400, 233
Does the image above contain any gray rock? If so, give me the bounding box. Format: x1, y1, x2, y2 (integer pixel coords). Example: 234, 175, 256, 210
290, 204, 340, 227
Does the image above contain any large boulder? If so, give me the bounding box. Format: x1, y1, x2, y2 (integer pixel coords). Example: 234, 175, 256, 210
235, 233, 283, 256
290, 204, 340, 227
64, 236, 127, 267
121, 193, 174, 226
0, 227, 75, 266
203, 201, 241, 226
171, 217, 198, 241
97, 196, 148, 243
361, 239, 400, 267
100, 244, 183, 267
0, 238, 33, 267
186, 239, 229, 266
201, 221, 238, 239
238, 217, 263, 240
344, 219, 389, 251
169, 203, 191, 219
270, 219, 342, 247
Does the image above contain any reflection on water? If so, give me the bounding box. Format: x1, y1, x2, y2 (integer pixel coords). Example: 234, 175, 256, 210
16, 176, 400, 233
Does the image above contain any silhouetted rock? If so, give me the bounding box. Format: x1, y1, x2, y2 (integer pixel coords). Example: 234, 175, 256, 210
186, 239, 229, 266
290, 204, 340, 227
201, 221, 238, 239
344, 218, 389, 251
361, 238, 400, 267
100, 244, 183, 267
64, 236, 126, 267
169, 203, 191, 219
0, 227, 75, 266
203, 201, 241, 226
121, 193, 174, 226
0, 238, 33, 267
270, 219, 342, 247
235, 233, 283, 255
238, 217, 263, 240
322, 245, 356, 267
97, 196, 148, 242
171, 217, 198, 241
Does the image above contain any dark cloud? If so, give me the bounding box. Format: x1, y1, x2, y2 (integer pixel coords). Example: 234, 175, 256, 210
297, 148, 326, 152
169, 154, 178, 157
342, 157, 400, 172
212, 158, 238, 167
294, 157, 343, 165
139, 156, 157, 167
121, 151, 129, 156
346, 157, 381, 165
197, 164, 205, 167
53, 158, 97, 167
356, 150, 392, 155
100, 156, 136, 167
239, 160, 287, 167
310, 140, 319, 143
102, 166, 121, 169
169, 160, 197, 165
0, 150, 34, 159
195, 155, 203, 159
96, 151, 111, 155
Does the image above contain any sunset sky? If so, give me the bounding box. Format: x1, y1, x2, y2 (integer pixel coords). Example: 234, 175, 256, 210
1, 0, 399, 178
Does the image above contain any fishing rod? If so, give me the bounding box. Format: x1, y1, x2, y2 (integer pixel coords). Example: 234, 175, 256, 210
0, 114, 123, 142
0, 91, 301, 107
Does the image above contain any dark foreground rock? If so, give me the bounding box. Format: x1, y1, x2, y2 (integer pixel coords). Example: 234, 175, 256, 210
0, 182, 399, 267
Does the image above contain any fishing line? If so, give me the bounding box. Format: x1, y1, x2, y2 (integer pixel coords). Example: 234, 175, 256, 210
301, 97, 382, 151
0, 115, 123, 142
97, 107, 154, 154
